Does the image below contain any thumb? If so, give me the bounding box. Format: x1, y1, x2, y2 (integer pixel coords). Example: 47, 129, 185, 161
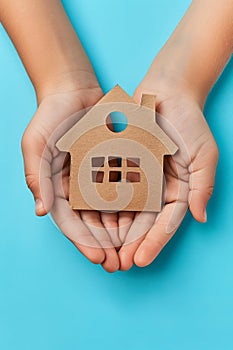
189, 145, 219, 222
21, 128, 54, 216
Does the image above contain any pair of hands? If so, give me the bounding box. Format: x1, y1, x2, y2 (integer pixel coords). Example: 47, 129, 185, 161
21, 73, 218, 272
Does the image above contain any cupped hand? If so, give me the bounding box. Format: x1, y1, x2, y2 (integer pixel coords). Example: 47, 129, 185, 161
21, 75, 218, 272
21, 77, 121, 272
119, 83, 218, 269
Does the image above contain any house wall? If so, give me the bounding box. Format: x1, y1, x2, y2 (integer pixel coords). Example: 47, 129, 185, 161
69, 127, 165, 211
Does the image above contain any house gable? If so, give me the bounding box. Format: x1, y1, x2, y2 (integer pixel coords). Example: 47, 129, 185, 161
56, 85, 178, 156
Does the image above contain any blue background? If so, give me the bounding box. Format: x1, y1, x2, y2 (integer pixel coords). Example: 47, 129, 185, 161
0, 0, 232, 349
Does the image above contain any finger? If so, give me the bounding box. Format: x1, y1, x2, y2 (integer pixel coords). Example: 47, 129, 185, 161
118, 211, 135, 243
189, 144, 218, 222
119, 237, 145, 271
51, 198, 105, 264
21, 130, 54, 216
134, 202, 187, 267
163, 157, 189, 234
119, 211, 156, 270
100, 212, 122, 248
80, 211, 120, 273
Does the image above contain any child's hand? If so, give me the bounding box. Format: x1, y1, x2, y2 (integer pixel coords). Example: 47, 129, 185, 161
119, 83, 218, 269
0, 0, 122, 272
118, 0, 232, 269
22, 80, 121, 272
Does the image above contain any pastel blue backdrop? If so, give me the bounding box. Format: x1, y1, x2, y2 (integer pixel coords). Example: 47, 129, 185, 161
0, 1, 232, 349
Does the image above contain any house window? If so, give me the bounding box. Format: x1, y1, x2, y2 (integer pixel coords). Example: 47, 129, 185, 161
91, 156, 141, 183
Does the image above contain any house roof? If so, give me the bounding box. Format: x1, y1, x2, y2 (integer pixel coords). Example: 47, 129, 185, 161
95, 84, 137, 105
56, 85, 178, 155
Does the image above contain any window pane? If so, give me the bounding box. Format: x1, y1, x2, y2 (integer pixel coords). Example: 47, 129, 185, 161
108, 156, 122, 167
92, 171, 104, 183
126, 158, 140, 167
91, 157, 105, 167
109, 171, 121, 182
126, 172, 140, 182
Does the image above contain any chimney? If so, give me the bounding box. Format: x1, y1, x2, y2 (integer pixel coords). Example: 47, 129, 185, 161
140, 94, 156, 111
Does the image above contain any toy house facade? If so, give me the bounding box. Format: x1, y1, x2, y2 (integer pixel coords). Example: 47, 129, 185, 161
56, 85, 178, 212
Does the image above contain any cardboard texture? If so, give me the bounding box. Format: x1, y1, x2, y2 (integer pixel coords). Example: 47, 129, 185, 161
56, 85, 178, 212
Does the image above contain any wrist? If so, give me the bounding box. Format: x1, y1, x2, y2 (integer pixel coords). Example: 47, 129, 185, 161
141, 51, 207, 109
144, 0, 233, 109
0, 0, 99, 104
139, 70, 203, 107
35, 68, 100, 104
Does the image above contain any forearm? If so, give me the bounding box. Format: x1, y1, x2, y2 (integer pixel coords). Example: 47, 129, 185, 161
0, 0, 98, 101
145, 0, 233, 106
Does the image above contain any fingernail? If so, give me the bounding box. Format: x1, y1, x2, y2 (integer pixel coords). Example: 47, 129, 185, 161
203, 209, 207, 223
35, 199, 44, 213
